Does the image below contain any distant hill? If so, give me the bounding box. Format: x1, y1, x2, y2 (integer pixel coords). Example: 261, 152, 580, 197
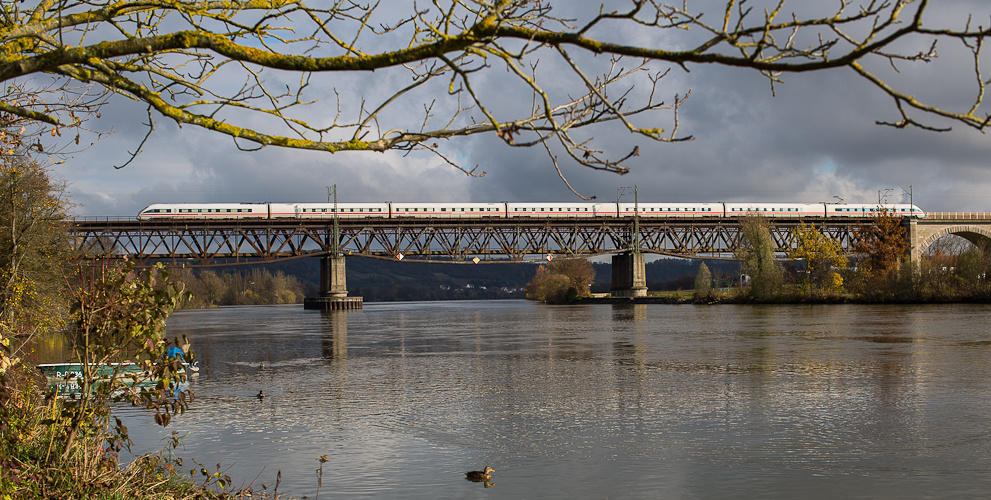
179, 255, 742, 301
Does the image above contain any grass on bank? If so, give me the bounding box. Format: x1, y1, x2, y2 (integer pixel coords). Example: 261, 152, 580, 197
0, 363, 248, 500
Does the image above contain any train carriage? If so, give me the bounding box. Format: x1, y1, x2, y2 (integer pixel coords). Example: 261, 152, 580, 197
506, 203, 599, 218
137, 203, 269, 220
391, 202, 505, 218
294, 203, 390, 218
724, 203, 825, 217
826, 203, 925, 218
624, 203, 724, 217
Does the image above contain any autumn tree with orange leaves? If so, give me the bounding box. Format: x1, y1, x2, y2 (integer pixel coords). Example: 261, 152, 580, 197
846, 207, 913, 299
525, 258, 595, 303
854, 208, 910, 278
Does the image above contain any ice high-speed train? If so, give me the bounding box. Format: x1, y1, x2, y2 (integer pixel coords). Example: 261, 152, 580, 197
137, 202, 926, 220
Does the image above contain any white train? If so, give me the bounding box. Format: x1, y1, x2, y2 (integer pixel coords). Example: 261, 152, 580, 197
137, 202, 926, 220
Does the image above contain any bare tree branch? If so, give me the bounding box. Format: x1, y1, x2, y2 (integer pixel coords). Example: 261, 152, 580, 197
0, 0, 988, 186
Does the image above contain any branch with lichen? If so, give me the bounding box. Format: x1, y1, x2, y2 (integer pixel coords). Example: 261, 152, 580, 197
0, 0, 989, 185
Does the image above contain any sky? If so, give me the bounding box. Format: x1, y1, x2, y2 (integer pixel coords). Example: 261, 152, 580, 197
50, 1, 991, 217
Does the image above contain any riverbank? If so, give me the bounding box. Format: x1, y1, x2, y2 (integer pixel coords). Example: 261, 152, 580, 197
575, 291, 991, 305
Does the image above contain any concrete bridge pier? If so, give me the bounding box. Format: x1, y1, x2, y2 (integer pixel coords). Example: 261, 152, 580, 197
611, 251, 648, 298
304, 255, 363, 310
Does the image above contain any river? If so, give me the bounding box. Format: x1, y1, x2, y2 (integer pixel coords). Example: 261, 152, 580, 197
114, 300, 991, 498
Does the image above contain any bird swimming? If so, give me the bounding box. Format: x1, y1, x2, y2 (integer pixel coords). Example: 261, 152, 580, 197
465, 467, 494, 482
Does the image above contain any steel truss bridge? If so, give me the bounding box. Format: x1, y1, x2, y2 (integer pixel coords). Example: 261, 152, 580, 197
70, 216, 875, 265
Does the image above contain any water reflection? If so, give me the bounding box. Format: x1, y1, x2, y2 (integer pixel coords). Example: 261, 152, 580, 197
319, 310, 348, 362
112, 301, 991, 499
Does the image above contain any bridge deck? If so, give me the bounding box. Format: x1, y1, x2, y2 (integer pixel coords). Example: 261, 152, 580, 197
924, 212, 991, 221
70, 215, 876, 264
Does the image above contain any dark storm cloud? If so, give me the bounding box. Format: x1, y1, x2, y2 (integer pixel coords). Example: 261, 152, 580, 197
53, 1, 991, 216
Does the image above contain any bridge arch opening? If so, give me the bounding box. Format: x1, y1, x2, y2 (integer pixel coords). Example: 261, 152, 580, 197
920, 228, 991, 258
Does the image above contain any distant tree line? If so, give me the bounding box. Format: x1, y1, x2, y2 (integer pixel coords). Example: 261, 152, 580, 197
169, 268, 305, 308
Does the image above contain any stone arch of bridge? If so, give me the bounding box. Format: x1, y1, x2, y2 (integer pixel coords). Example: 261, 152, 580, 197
917, 226, 991, 256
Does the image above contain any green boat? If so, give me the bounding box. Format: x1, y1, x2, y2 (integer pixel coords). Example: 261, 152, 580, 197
38, 346, 198, 382
37, 361, 196, 380
38, 362, 161, 379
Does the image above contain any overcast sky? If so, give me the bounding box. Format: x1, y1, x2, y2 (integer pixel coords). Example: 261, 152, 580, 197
53, 1, 991, 217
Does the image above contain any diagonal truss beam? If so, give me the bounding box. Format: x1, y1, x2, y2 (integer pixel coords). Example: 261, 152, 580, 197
69, 217, 871, 264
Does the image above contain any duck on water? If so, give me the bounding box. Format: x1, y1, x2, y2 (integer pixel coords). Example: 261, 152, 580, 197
465, 467, 494, 482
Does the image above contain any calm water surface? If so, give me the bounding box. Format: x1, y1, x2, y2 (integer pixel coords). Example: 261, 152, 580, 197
118, 301, 991, 498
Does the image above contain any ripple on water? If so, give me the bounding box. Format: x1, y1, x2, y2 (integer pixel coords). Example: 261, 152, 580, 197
110, 302, 991, 499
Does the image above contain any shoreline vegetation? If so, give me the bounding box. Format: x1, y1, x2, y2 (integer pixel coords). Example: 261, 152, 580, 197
0, 160, 279, 498
529, 213, 991, 306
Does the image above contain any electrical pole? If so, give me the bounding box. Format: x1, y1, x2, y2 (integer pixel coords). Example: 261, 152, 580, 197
332, 184, 340, 258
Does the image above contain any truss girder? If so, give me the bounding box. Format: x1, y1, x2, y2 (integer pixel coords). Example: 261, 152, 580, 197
69, 217, 868, 263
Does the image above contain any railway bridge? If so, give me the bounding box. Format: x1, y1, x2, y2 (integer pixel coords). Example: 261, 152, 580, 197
69, 212, 991, 307
909, 212, 991, 262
